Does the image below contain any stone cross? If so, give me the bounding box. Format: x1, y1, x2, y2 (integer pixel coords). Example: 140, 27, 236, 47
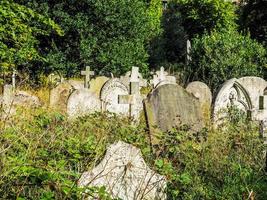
12, 70, 16, 90
118, 67, 140, 118
186, 39, 192, 64
81, 66, 95, 89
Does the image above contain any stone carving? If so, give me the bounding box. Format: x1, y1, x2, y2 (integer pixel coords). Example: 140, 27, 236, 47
78, 141, 166, 200
213, 78, 253, 125
100, 78, 129, 116
67, 89, 101, 118
186, 81, 212, 122
145, 84, 204, 141
213, 76, 267, 127
150, 67, 176, 88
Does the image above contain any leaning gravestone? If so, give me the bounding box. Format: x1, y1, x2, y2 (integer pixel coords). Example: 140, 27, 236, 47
145, 84, 204, 140
78, 141, 166, 200
186, 81, 212, 122
67, 89, 101, 118
50, 82, 73, 112
100, 78, 129, 116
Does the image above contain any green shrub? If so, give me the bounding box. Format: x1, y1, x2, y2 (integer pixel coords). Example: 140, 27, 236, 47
188, 29, 267, 90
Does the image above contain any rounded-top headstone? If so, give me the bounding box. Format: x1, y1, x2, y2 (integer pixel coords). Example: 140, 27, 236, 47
186, 81, 212, 105
67, 89, 101, 118
100, 78, 129, 116
50, 82, 73, 112
145, 84, 204, 134
89, 76, 109, 97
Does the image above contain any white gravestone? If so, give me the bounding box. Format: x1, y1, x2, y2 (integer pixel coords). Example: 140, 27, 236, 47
100, 78, 129, 116
120, 67, 147, 89
67, 89, 101, 118
118, 67, 144, 120
78, 141, 166, 200
213, 78, 253, 125
213, 77, 267, 126
151, 67, 177, 88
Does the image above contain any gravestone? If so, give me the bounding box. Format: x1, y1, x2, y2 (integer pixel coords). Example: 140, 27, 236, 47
78, 141, 166, 200
118, 67, 144, 120
67, 80, 84, 90
100, 78, 129, 116
213, 78, 253, 125
67, 89, 101, 118
81, 66, 95, 89
145, 84, 204, 140
120, 67, 147, 89
88, 76, 109, 97
50, 82, 73, 112
1, 85, 41, 118
186, 81, 212, 122
151, 67, 176, 88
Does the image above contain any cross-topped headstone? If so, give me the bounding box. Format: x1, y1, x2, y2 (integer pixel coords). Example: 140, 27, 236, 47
81, 66, 95, 89
118, 67, 142, 120
12, 70, 16, 90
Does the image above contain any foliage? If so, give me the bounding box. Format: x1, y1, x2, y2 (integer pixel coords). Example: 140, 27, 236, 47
187, 29, 267, 90
0, 0, 62, 76
172, 0, 237, 38
239, 0, 267, 47
0, 105, 266, 199
17, 0, 163, 78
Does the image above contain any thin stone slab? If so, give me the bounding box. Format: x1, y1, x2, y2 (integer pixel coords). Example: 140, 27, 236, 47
50, 82, 73, 112
100, 78, 129, 116
145, 84, 204, 140
78, 141, 166, 200
67, 89, 101, 118
186, 81, 212, 122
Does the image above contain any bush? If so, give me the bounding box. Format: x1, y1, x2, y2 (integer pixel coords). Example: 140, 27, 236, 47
0, 107, 266, 199
187, 29, 267, 90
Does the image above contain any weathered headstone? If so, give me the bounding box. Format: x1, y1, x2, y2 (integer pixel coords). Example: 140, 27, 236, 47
81, 66, 95, 89
151, 67, 176, 88
1, 84, 14, 117
100, 78, 129, 116
186, 81, 212, 122
213, 78, 253, 126
50, 82, 73, 112
78, 141, 166, 200
118, 67, 143, 120
88, 76, 109, 97
67, 89, 101, 118
145, 84, 204, 141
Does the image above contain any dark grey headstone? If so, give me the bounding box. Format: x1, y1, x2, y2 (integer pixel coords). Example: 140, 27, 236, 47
145, 84, 204, 137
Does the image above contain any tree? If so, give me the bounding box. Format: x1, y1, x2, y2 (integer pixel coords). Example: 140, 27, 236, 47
239, 0, 267, 47
0, 0, 62, 81
170, 0, 237, 38
17, 0, 163, 77
187, 29, 267, 91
